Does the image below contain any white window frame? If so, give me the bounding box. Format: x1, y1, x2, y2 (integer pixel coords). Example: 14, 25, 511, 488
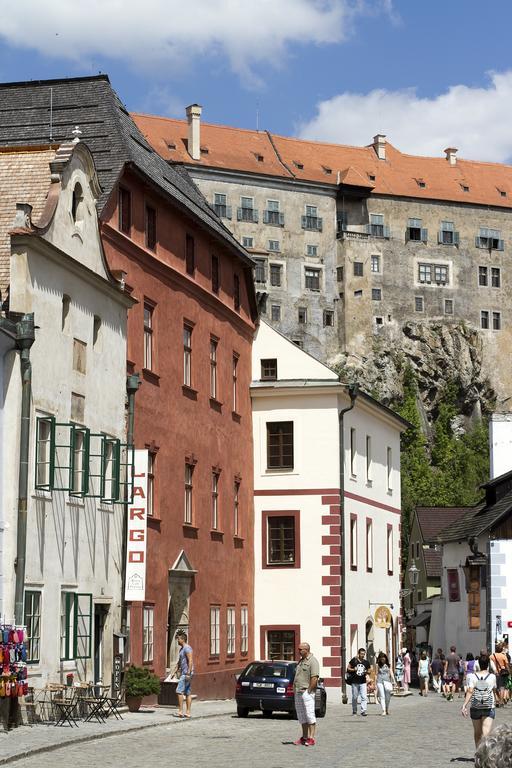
366, 520, 373, 571
241, 606, 248, 654
386, 447, 393, 491
211, 470, 220, 530
371, 254, 381, 273
143, 605, 154, 663
350, 427, 357, 476
242, 236, 254, 248
365, 435, 372, 483
210, 606, 220, 656
227, 606, 236, 655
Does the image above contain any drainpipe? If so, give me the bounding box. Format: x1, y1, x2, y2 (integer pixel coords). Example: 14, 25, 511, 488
338, 383, 358, 704
14, 314, 36, 625
121, 374, 141, 626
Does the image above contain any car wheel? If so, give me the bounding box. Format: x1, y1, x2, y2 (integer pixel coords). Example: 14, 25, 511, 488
315, 698, 327, 719
262, 710, 273, 718
237, 706, 249, 718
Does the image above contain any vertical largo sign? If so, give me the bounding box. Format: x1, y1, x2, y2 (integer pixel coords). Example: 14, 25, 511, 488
125, 449, 148, 601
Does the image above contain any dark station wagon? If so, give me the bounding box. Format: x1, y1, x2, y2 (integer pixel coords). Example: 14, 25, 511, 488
235, 660, 327, 718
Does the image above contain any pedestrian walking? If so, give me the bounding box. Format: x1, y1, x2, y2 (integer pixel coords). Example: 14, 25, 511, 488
461, 653, 497, 749
490, 643, 510, 708
402, 648, 411, 692
293, 642, 319, 747
376, 652, 395, 715
395, 650, 404, 690
347, 648, 371, 716
418, 651, 430, 696
443, 645, 461, 701
431, 653, 444, 693
475, 723, 512, 768
175, 630, 194, 718
464, 654, 476, 693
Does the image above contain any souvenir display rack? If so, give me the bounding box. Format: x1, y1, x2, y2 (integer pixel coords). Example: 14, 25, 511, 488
0, 623, 28, 699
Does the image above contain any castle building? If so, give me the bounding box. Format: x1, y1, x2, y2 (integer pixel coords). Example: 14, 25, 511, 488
134, 110, 512, 402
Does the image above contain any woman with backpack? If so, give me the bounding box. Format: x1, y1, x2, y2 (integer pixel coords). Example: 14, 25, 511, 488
461, 653, 497, 748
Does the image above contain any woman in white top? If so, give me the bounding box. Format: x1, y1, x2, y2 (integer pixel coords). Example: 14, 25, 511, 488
461, 653, 497, 749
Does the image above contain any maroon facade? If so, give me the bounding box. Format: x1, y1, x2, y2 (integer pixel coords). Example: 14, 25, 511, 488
101, 167, 256, 698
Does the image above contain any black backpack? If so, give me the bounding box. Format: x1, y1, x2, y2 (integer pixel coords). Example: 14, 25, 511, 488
470, 673, 493, 709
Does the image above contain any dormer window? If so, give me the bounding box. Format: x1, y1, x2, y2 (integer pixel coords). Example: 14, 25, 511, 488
416, 179, 426, 188
461, 184, 470, 192
200, 146, 209, 155
167, 142, 176, 150
498, 189, 507, 197
322, 166, 332, 175
255, 153, 264, 162
368, 173, 376, 182
293, 161, 304, 170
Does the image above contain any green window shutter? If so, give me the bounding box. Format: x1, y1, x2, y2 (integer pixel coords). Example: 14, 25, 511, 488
87, 433, 107, 498
73, 593, 93, 659
101, 437, 121, 503
69, 427, 91, 497
54, 422, 75, 492
119, 443, 135, 503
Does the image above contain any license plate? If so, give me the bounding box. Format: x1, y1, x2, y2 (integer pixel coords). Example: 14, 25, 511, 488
252, 682, 273, 688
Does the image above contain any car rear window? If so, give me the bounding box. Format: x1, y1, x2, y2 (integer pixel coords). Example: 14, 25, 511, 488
243, 663, 289, 678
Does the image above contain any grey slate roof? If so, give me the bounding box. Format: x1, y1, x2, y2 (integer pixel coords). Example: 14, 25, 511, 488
436, 493, 510, 543
0, 75, 252, 266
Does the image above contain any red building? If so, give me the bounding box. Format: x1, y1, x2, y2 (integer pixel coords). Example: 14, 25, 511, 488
0, 76, 258, 698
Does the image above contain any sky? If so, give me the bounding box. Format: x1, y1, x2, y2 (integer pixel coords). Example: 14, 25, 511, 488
1, 0, 512, 162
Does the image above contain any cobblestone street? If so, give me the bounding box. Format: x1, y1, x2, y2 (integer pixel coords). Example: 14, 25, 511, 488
5, 695, 512, 768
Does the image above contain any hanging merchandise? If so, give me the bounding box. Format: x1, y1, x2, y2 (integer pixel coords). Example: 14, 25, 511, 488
0, 624, 28, 698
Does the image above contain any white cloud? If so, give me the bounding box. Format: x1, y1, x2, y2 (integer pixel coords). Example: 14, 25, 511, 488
0, 0, 382, 87
298, 71, 512, 163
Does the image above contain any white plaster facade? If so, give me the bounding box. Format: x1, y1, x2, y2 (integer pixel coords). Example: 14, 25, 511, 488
251, 321, 405, 702
1, 142, 132, 687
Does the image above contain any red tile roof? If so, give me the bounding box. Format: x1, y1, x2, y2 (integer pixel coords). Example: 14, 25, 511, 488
415, 506, 471, 543
132, 113, 512, 208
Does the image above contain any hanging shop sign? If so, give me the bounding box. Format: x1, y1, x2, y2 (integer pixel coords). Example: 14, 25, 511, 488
374, 605, 392, 629
125, 449, 149, 601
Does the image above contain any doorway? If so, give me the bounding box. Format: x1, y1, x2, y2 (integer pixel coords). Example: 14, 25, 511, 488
365, 619, 375, 664
94, 604, 109, 685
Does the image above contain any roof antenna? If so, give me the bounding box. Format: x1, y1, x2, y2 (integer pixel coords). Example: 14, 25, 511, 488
49, 87, 53, 143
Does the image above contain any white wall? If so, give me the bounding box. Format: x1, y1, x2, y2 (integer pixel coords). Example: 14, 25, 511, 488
489, 413, 512, 479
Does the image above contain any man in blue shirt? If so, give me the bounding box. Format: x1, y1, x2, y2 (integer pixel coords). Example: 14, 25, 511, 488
175, 630, 194, 718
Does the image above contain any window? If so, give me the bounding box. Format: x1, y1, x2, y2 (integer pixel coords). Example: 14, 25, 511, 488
468, 565, 481, 629
185, 234, 195, 275
238, 197, 258, 222
267, 630, 295, 660
387, 524, 393, 574
62, 294, 71, 332
214, 193, 231, 219
407, 218, 427, 242
242, 236, 253, 248
211, 255, 220, 293
306, 244, 318, 257
479, 266, 488, 286
71, 428, 87, 496
302, 205, 322, 231
35, 417, 54, 489
183, 325, 192, 387
268, 240, 280, 252
493, 311, 501, 330
439, 221, 458, 245
323, 309, 334, 327
371, 255, 381, 273
147, 452, 155, 517
491, 267, 501, 288
210, 606, 220, 656
447, 569, 460, 602
271, 304, 281, 321
270, 264, 282, 286
241, 606, 248, 654
416, 542, 420, 559
418, 263, 431, 283
118, 187, 131, 233
415, 296, 424, 312
232, 354, 239, 412
476, 227, 503, 250
143, 606, 154, 663
211, 470, 220, 530
434, 265, 449, 284
234, 480, 240, 536
386, 447, 392, 490
267, 515, 297, 565
366, 435, 372, 482
60, 592, 92, 660
227, 607, 236, 654
254, 259, 267, 284
24, 591, 41, 663
261, 358, 278, 380
353, 261, 363, 277
71, 182, 84, 224
144, 303, 154, 371
264, 200, 283, 226
481, 310, 489, 329
350, 515, 357, 570
336, 267, 344, 282
305, 267, 320, 290
369, 213, 385, 237
210, 338, 218, 399
93, 315, 101, 347
444, 299, 454, 315
60, 592, 74, 661
366, 520, 373, 572
372, 288, 382, 301
234, 273, 240, 310
350, 427, 357, 476
145, 205, 157, 250
298, 307, 307, 324
419, 263, 449, 285
266, 421, 293, 470
184, 463, 194, 524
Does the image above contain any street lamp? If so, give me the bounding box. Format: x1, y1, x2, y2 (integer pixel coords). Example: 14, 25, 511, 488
400, 560, 419, 598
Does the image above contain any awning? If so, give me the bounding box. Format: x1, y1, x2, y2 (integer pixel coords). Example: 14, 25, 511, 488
406, 611, 431, 628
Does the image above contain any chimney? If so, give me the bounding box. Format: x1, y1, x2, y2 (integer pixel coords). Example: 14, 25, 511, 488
444, 147, 458, 166
373, 134, 386, 161
489, 413, 512, 479
186, 103, 202, 161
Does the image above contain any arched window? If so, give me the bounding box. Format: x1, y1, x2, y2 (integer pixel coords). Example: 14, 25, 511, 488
62, 294, 71, 331
71, 182, 84, 224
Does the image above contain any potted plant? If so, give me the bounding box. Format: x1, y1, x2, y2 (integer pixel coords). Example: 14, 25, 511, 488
124, 665, 161, 712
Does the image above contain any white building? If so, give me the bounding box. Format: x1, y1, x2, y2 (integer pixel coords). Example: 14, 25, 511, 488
0, 140, 133, 687
251, 321, 407, 702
